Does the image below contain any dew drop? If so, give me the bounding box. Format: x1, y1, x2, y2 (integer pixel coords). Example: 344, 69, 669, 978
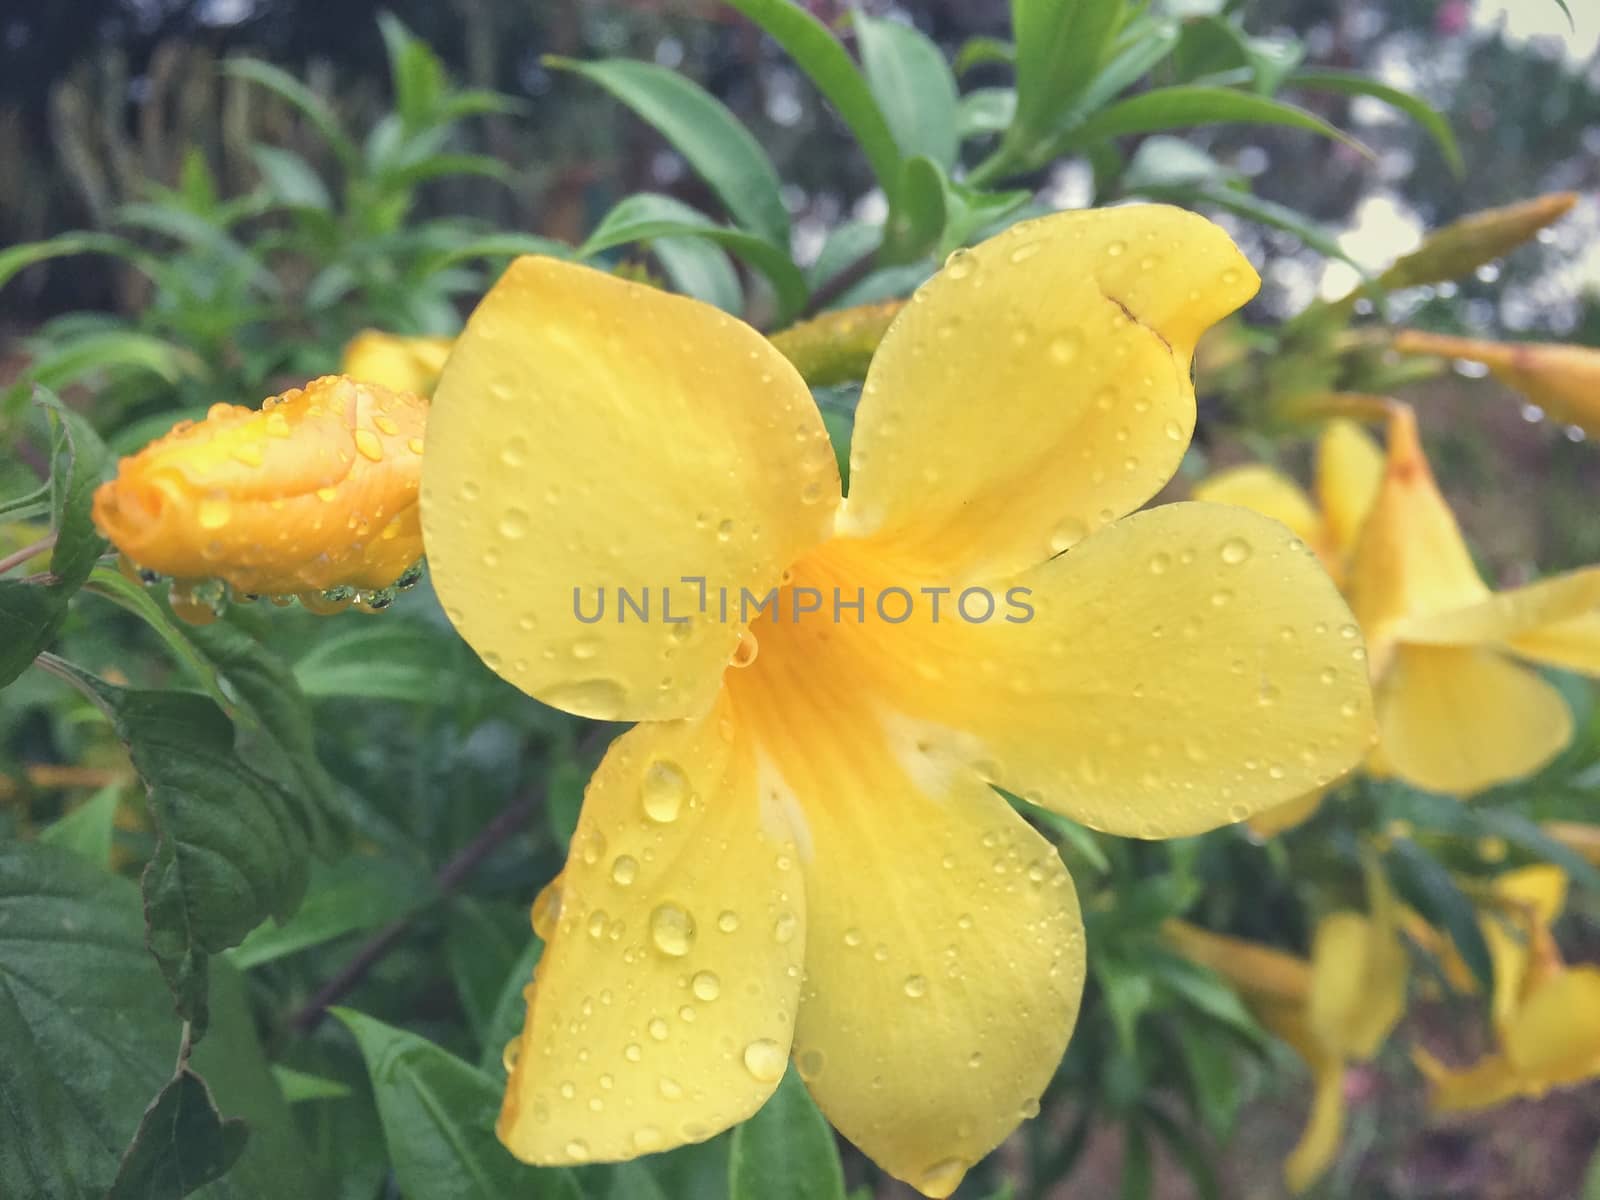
624, 1043, 643, 1062
641, 761, 689, 823
691, 971, 721, 1001
1008, 240, 1041, 264
1048, 517, 1087, 554
1048, 333, 1080, 364
742, 1039, 786, 1083
649, 902, 696, 957
264, 412, 291, 438
717, 910, 740, 933
633, 1127, 663, 1151
611, 855, 638, 886
1219, 537, 1252, 565
648, 1017, 670, 1041
197, 497, 231, 530
1148, 551, 1171, 575
730, 629, 759, 669
501, 1037, 521, 1071
499, 507, 531, 540
564, 1140, 589, 1163
918, 1158, 968, 1198
942, 250, 976, 280
903, 975, 928, 999
354, 429, 384, 462
658, 1076, 683, 1100
773, 912, 798, 945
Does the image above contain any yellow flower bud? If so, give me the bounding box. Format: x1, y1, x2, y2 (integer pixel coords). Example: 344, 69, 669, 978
1379, 192, 1576, 291
1391, 329, 1600, 438
340, 330, 455, 396
92, 375, 427, 600
767, 301, 904, 386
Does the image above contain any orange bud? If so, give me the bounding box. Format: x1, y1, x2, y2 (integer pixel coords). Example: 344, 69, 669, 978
340, 330, 454, 396
93, 375, 427, 598
1392, 330, 1600, 437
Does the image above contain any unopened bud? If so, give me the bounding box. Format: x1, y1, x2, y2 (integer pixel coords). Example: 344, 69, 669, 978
1379, 192, 1576, 291
1392, 330, 1600, 437
340, 330, 454, 396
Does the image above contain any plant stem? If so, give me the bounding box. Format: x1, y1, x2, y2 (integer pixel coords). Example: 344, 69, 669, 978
0, 532, 56, 576
287, 724, 616, 1034
797, 249, 879, 320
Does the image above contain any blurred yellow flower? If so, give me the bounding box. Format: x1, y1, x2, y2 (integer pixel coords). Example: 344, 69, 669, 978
1392, 329, 1600, 440
1166, 873, 1406, 1193
420, 206, 1377, 1195
1201, 405, 1600, 796
1415, 865, 1600, 1111
93, 375, 427, 609
340, 330, 455, 396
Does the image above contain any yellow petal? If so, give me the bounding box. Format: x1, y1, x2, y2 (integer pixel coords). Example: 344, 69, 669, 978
340, 330, 455, 396
1191, 465, 1323, 547
91, 375, 426, 594
1345, 405, 1488, 665
882, 503, 1375, 838
1307, 910, 1404, 1062
1494, 864, 1568, 928
1413, 1046, 1524, 1114
1284, 1053, 1348, 1195
1391, 331, 1600, 438
1507, 612, 1600, 675
1394, 568, 1600, 649
1374, 644, 1572, 793
422, 257, 840, 721
840, 205, 1258, 580
497, 692, 806, 1165
1161, 920, 1313, 1003
1315, 419, 1384, 557
1247, 788, 1325, 839
725, 603, 1084, 1198
1503, 967, 1600, 1087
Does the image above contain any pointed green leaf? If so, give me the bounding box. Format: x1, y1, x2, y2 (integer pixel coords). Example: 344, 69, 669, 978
1064, 85, 1371, 157
854, 14, 960, 168
1011, 0, 1125, 138
729, 1067, 845, 1200
1291, 68, 1464, 176
550, 57, 790, 246
107, 1070, 250, 1200
336, 1009, 582, 1200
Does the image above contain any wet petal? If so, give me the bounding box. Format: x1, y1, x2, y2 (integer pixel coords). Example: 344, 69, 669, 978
498, 694, 805, 1165
1192, 465, 1323, 547
726, 653, 1083, 1198
91, 375, 426, 594
1394, 568, 1600, 648
1247, 788, 1325, 839
1374, 645, 1572, 794
422, 257, 839, 720
909, 503, 1374, 838
1315, 419, 1384, 557
1345, 406, 1488, 664
840, 205, 1257, 580
1306, 909, 1404, 1061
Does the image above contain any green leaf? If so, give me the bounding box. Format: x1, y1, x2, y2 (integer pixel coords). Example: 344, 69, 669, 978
378, 13, 448, 131
581, 193, 809, 322
608, 1162, 670, 1200
651, 235, 745, 313
0, 841, 317, 1200
953, 35, 1016, 75
271, 1065, 354, 1103
181, 618, 345, 856
721, 0, 902, 196
1008, 791, 1112, 875
42, 393, 110, 591
50, 662, 318, 1031
0, 580, 67, 687
1139, 181, 1362, 273
478, 937, 542, 1074
229, 856, 429, 969
414, 232, 572, 278
1470, 807, 1600, 895
1075, 19, 1181, 117
39, 783, 122, 867
958, 88, 1018, 140
294, 618, 467, 703
336, 1009, 582, 1200
225, 58, 354, 163
881, 157, 947, 264
445, 899, 530, 1044
1291, 68, 1464, 177
1121, 136, 1232, 191
24, 330, 201, 394
854, 14, 960, 168
83, 567, 231, 706
251, 145, 333, 211
729, 1067, 845, 1200
0, 231, 159, 293
1173, 1022, 1242, 1138
107, 1070, 250, 1200
1010, 0, 1125, 141
549, 57, 789, 247
1064, 86, 1371, 157
1385, 838, 1493, 994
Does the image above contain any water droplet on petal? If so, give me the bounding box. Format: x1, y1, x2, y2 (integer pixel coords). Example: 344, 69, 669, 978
742, 1039, 786, 1083
354, 429, 384, 462
499, 507, 530, 540
650, 902, 696, 957
773, 912, 798, 945
918, 1158, 968, 1198
903, 975, 928, 999
611, 855, 638, 886
564, 1140, 589, 1163
1219, 537, 1252, 565
641, 761, 689, 823
691, 971, 721, 1001
197, 497, 231, 530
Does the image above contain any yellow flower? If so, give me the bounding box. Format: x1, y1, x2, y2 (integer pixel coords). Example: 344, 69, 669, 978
1392, 330, 1600, 440
1200, 405, 1600, 795
421, 206, 1376, 1196
340, 330, 455, 396
1415, 865, 1600, 1111
1165, 874, 1406, 1193
92, 375, 427, 602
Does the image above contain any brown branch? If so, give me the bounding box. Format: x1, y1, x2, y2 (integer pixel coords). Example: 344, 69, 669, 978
0, 532, 56, 577
287, 724, 617, 1035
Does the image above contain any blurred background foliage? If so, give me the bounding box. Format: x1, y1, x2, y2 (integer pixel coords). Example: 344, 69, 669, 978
2, 2, 1599, 1199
